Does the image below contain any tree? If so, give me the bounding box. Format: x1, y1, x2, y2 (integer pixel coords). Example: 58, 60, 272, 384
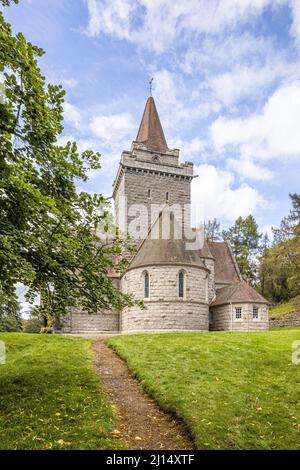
22, 306, 43, 333
258, 232, 270, 297
0, 294, 22, 332
259, 194, 300, 302
0, 3, 138, 325
205, 218, 221, 242
222, 215, 262, 284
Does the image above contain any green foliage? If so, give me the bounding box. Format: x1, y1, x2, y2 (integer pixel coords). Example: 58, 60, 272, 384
269, 295, 300, 319
222, 215, 261, 283
0, 6, 138, 322
0, 1, 19, 6
259, 194, 300, 302
0, 294, 22, 332
22, 316, 42, 333
0, 333, 127, 449
204, 218, 221, 242
107, 331, 300, 450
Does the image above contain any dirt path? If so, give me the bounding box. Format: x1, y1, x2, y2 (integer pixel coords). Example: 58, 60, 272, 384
92, 339, 194, 450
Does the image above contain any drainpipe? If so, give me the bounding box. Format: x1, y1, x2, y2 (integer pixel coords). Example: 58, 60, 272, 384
230, 302, 233, 331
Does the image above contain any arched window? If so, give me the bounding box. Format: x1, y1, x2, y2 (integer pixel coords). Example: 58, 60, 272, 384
179, 271, 184, 298
144, 271, 149, 298
166, 191, 169, 201
148, 189, 151, 198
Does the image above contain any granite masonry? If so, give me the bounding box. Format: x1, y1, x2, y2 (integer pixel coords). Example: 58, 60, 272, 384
55, 95, 269, 334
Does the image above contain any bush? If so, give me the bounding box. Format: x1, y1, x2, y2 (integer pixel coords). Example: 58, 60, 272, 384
40, 326, 53, 334
23, 318, 42, 334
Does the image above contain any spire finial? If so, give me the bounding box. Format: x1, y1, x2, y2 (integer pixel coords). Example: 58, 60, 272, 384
149, 77, 153, 96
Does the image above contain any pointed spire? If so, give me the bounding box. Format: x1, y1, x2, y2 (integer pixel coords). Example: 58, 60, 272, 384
136, 96, 168, 153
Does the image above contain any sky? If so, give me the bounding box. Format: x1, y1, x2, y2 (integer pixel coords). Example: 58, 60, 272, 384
3, 0, 300, 239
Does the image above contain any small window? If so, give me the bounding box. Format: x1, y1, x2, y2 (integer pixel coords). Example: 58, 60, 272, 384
144, 271, 149, 298
147, 189, 151, 198
179, 271, 184, 298
235, 307, 242, 319
253, 306, 259, 319
205, 276, 209, 303
166, 191, 169, 201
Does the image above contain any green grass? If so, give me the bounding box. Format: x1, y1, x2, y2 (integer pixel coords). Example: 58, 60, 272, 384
107, 331, 300, 450
270, 296, 300, 319
0, 333, 126, 450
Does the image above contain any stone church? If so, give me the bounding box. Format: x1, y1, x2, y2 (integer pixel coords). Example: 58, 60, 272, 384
56, 95, 269, 334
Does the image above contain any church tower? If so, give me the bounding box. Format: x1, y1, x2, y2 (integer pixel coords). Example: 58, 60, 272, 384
112, 96, 194, 240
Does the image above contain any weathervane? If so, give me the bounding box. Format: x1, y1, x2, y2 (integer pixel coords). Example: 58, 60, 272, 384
149, 77, 154, 96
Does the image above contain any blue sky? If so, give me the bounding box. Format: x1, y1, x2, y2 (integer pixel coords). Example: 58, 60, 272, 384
4, 0, 300, 235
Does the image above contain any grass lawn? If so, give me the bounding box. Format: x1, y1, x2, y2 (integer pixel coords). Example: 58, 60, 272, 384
107, 330, 300, 450
0, 333, 126, 450
270, 296, 300, 319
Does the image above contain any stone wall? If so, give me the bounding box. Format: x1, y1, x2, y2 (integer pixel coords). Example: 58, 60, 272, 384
113, 147, 193, 239
55, 308, 120, 334
121, 264, 209, 332
209, 304, 232, 331
202, 258, 216, 303
210, 302, 269, 331
269, 319, 300, 328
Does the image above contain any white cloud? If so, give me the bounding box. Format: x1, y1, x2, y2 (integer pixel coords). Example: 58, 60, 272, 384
150, 69, 219, 134
86, 0, 136, 39
64, 102, 82, 129
209, 61, 287, 106
172, 136, 206, 160
210, 82, 300, 160
89, 112, 136, 143
182, 32, 273, 75
192, 164, 266, 222
85, 0, 287, 53
56, 134, 100, 153
226, 158, 273, 181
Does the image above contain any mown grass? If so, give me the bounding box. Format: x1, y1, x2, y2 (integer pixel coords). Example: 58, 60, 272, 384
0, 333, 126, 450
107, 330, 300, 450
270, 296, 300, 319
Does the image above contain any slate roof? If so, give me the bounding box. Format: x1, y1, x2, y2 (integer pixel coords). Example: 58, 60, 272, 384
207, 241, 242, 285
210, 281, 269, 306
126, 211, 207, 271
136, 96, 168, 153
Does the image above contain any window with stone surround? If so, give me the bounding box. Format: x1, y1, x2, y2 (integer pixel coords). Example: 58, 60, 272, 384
179, 270, 185, 298
235, 307, 242, 319
143, 271, 149, 298
253, 306, 259, 319
205, 275, 209, 303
